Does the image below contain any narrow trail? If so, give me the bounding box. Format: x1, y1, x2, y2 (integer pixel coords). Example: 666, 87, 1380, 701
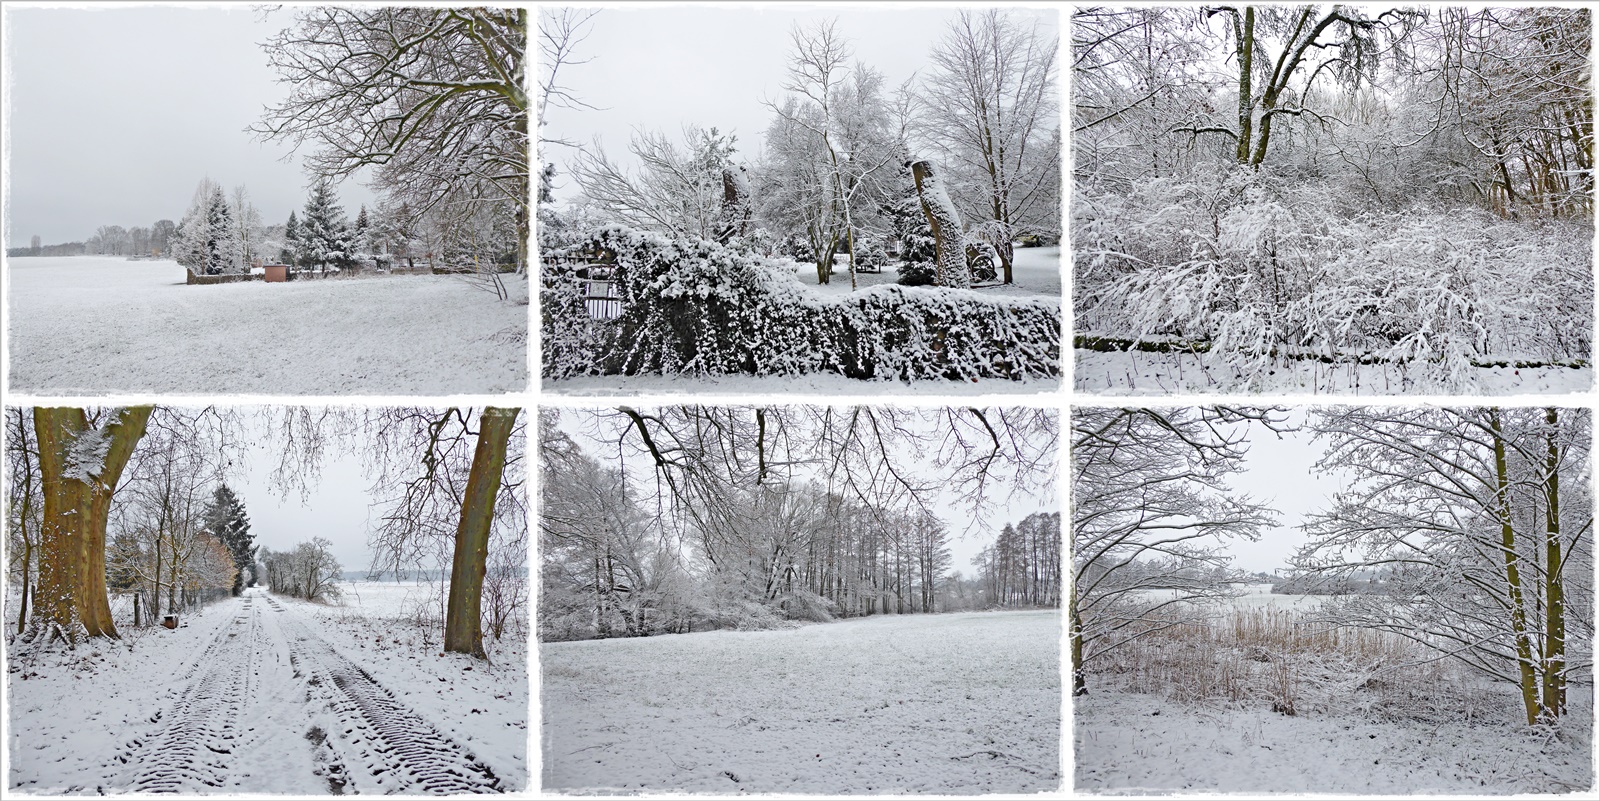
113, 590, 501, 795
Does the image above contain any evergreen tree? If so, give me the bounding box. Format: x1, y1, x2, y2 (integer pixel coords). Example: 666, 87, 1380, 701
282, 210, 302, 267
887, 160, 938, 286
354, 205, 371, 258
202, 484, 255, 596
298, 182, 353, 273
203, 186, 244, 274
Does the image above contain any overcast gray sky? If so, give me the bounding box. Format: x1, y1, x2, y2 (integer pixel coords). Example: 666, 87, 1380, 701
1224, 410, 1348, 574
233, 431, 377, 575
4, 5, 373, 245
539, 5, 1059, 203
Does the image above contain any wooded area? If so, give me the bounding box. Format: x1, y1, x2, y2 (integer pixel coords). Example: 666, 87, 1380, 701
1073, 6, 1593, 389
539, 406, 1060, 641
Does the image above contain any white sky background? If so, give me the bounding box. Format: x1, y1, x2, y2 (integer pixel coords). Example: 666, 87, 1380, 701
1222, 410, 1347, 574
4, 5, 373, 245
539, 4, 1059, 204
231, 432, 376, 577
552, 408, 1058, 577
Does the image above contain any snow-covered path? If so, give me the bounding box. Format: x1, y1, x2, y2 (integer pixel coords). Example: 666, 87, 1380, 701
542, 610, 1062, 794
8, 588, 513, 795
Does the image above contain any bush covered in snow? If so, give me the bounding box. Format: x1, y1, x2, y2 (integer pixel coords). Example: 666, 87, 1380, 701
1074, 166, 1594, 386
543, 226, 1060, 381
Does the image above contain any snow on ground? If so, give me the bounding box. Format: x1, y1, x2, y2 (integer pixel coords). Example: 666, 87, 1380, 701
785, 245, 1061, 298
1074, 348, 1594, 396
1076, 687, 1594, 795
542, 610, 1061, 794
6, 257, 528, 395
6, 584, 527, 794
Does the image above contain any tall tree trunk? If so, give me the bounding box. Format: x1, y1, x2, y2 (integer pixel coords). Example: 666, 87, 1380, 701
1234, 8, 1255, 164
1541, 407, 1566, 721
444, 407, 519, 660
910, 159, 971, 289
30, 406, 153, 645
1070, 591, 1087, 696
1489, 408, 1540, 726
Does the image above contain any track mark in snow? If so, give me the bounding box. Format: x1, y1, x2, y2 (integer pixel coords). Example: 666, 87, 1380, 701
271, 605, 503, 794
120, 596, 260, 793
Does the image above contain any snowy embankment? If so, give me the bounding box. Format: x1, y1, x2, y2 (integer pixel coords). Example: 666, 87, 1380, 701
5, 583, 527, 794
1077, 688, 1593, 794
542, 610, 1061, 794
1075, 348, 1593, 396
6, 257, 528, 395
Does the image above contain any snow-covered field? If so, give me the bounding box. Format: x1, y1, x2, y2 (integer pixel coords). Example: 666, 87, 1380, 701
1074, 348, 1594, 396
542, 610, 1061, 794
6, 257, 528, 395
5, 584, 528, 794
1077, 687, 1593, 794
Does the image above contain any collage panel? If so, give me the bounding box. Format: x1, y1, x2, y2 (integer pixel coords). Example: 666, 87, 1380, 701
3, 404, 529, 794
1071, 404, 1594, 793
537, 404, 1062, 793
1070, 6, 1593, 395
537, 5, 1063, 394
3, 5, 529, 396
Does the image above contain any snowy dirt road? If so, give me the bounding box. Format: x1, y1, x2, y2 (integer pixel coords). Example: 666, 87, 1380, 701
542, 610, 1062, 795
8, 588, 513, 795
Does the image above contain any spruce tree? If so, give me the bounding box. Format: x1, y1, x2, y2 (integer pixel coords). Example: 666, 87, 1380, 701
202, 484, 255, 596
282, 210, 301, 267
298, 182, 353, 273
204, 186, 243, 274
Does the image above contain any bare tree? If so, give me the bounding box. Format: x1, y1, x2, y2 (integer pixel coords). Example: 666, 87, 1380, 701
921, 9, 1060, 282
1070, 406, 1282, 696
1295, 406, 1593, 725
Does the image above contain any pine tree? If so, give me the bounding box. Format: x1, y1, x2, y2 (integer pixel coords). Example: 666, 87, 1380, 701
203, 186, 244, 274
887, 160, 938, 286
202, 484, 255, 596
298, 182, 353, 273
282, 210, 302, 267
354, 205, 371, 260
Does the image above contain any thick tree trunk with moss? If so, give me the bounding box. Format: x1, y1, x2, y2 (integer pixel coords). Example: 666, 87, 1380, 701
30, 407, 153, 645
443, 407, 519, 659
1488, 408, 1540, 726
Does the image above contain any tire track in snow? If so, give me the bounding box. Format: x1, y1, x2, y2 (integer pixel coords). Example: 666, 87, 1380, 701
119, 595, 260, 793
264, 594, 504, 795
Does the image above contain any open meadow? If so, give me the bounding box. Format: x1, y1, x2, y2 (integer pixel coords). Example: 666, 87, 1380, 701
542, 611, 1061, 794
6, 257, 527, 395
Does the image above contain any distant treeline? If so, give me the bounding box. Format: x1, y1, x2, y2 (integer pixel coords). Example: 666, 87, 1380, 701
1271, 574, 1393, 596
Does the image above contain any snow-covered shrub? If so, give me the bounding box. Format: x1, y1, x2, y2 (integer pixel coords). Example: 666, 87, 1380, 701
543, 226, 1061, 381
896, 260, 938, 286
1075, 164, 1594, 386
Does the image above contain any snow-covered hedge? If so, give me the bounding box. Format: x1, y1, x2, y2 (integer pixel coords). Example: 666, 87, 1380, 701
542, 226, 1060, 380
1074, 166, 1594, 385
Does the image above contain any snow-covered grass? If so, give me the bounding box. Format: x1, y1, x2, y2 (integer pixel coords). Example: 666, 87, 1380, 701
542, 610, 1061, 794
6, 257, 528, 395
1077, 687, 1593, 794
1075, 347, 1595, 396
785, 245, 1061, 298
